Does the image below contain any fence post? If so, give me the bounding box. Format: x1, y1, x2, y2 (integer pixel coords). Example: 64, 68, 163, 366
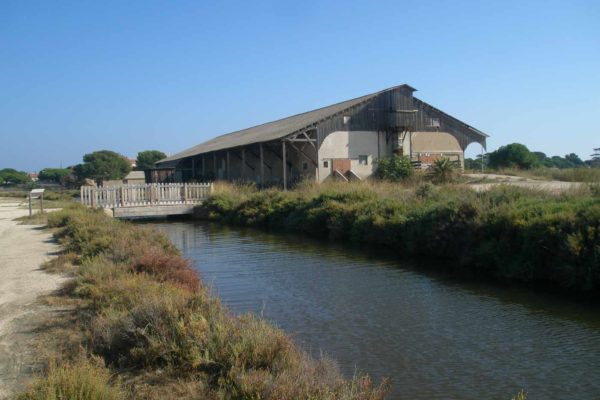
184, 183, 188, 203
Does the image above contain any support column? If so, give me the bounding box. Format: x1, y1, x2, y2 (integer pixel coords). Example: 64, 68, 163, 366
213, 153, 217, 178
282, 141, 287, 190
259, 144, 265, 187
191, 158, 195, 180
315, 130, 320, 182
226, 151, 231, 181
201, 156, 206, 180
241, 147, 246, 180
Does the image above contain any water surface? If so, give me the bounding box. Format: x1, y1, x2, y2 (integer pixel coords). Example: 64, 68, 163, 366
148, 221, 600, 400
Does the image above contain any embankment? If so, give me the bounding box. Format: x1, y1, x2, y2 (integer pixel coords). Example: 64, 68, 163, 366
15, 204, 388, 399
196, 181, 600, 295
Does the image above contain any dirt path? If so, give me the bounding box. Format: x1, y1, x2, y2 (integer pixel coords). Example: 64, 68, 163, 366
0, 200, 65, 398
464, 173, 583, 193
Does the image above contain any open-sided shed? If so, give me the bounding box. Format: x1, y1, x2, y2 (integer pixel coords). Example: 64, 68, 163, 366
155, 85, 488, 187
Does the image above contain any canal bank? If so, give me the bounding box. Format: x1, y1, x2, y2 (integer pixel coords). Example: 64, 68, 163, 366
13, 204, 388, 400
150, 219, 600, 400
194, 181, 600, 296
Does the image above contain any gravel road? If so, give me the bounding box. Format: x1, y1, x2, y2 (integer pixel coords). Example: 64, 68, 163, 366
0, 200, 65, 398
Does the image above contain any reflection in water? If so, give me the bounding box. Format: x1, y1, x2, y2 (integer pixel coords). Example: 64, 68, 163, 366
147, 221, 600, 400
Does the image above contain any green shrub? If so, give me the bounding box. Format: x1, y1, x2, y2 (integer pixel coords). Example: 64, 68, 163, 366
197, 182, 600, 294
415, 182, 437, 199
375, 155, 413, 181
429, 157, 458, 183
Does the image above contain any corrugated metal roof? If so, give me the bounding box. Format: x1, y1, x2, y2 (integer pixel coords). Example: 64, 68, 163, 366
156, 88, 391, 165
157, 84, 486, 165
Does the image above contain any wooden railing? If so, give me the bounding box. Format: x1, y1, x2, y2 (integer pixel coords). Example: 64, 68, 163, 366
80, 183, 213, 208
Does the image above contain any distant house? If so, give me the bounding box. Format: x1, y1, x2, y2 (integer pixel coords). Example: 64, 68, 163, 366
155, 84, 488, 187
123, 170, 146, 185
101, 171, 146, 187
28, 172, 38, 182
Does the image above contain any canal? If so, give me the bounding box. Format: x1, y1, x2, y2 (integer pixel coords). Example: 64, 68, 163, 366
148, 220, 600, 400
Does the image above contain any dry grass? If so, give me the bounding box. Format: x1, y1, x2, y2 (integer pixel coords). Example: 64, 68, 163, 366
492, 167, 600, 182
19, 204, 388, 399
15, 212, 49, 225
41, 253, 78, 274
16, 357, 125, 400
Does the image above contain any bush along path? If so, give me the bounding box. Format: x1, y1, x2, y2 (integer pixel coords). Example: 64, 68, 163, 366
198, 182, 600, 296
16, 204, 389, 399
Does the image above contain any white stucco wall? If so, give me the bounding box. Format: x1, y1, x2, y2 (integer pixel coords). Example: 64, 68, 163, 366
318, 131, 381, 181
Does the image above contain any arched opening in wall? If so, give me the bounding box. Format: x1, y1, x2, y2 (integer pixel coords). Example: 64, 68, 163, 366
464, 141, 487, 172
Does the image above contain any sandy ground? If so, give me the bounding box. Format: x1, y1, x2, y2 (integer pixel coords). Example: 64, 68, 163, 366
0, 200, 65, 398
464, 173, 583, 193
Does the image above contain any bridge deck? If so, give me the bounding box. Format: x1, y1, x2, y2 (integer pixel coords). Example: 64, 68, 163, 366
81, 183, 212, 218
111, 204, 197, 218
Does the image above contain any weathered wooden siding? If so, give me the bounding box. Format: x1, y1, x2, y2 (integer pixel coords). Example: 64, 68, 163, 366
163, 86, 486, 185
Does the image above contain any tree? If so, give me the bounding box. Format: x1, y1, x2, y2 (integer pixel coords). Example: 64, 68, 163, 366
589, 148, 600, 168
376, 155, 413, 181
464, 154, 488, 171
487, 143, 539, 170
564, 153, 584, 167
532, 151, 553, 167
0, 168, 30, 185
38, 168, 71, 184
464, 158, 478, 170
74, 150, 131, 183
136, 150, 167, 171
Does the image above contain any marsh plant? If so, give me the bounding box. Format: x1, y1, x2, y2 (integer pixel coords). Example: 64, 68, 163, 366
201, 181, 600, 294
18, 204, 388, 400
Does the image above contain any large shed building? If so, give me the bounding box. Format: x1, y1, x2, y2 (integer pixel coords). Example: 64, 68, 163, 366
154, 85, 488, 187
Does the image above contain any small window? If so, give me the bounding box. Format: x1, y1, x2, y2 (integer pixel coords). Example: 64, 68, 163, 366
323, 160, 329, 168
303, 162, 308, 170
358, 155, 368, 165
427, 118, 440, 128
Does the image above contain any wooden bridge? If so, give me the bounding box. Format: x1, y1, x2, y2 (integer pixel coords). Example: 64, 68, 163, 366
80, 183, 213, 218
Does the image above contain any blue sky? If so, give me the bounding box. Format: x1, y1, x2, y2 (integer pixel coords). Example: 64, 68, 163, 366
1, 0, 599, 171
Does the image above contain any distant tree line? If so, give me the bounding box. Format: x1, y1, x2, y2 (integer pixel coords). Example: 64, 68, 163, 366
465, 143, 598, 170
0, 168, 30, 185
1, 149, 166, 187
72, 149, 166, 184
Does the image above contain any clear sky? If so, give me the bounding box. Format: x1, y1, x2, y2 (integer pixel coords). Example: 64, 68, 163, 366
1, 0, 599, 171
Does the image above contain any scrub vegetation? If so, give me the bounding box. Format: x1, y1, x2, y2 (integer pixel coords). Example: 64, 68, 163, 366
199, 180, 600, 294
17, 204, 388, 399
